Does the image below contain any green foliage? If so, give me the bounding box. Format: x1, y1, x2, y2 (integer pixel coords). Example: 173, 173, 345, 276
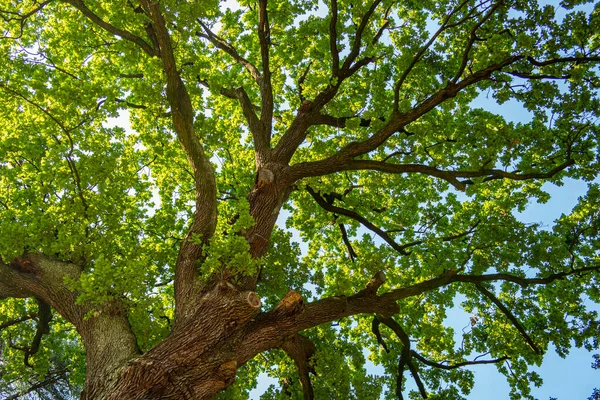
0, 0, 599, 398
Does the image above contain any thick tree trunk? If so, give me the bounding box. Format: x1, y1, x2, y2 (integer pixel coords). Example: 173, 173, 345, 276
82, 284, 264, 399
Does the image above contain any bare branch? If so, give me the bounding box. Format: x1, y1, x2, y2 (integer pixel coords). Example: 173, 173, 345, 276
410, 350, 509, 370
65, 0, 158, 57
475, 283, 541, 354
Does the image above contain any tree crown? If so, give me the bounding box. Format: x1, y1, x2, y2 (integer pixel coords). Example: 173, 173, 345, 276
0, 0, 599, 398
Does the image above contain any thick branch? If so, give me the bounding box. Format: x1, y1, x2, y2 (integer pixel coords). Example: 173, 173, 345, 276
329, 0, 339, 75
281, 334, 316, 400
23, 298, 52, 367
0, 254, 140, 395
475, 283, 541, 354
271, 0, 384, 165
284, 56, 524, 182
235, 86, 271, 164
287, 154, 573, 190
105, 287, 262, 399
251, 265, 600, 341
257, 0, 273, 144
65, 0, 158, 57
379, 317, 428, 399
371, 317, 389, 353
145, 1, 218, 324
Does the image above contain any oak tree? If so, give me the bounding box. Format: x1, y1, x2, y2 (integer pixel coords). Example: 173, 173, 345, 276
1, 0, 600, 398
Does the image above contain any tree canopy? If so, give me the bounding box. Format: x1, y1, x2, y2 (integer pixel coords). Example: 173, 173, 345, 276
0, 0, 599, 398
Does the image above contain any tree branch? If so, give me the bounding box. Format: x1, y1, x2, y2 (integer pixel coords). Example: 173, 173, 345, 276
340, 0, 382, 74
306, 185, 410, 255
281, 334, 316, 400
250, 264, 600, 342
271, 0, 385, 166
23, 298, 52, 367
525, 55, 600, 67
379, 317, 428, 399
144, 1, 218, 325
235, 86, 271, 164
451, 0, 504, 83
393, 0, 472, 109
0, 314, 35, 330
410, 350, 509, 370
0, 254, 140, 391
65, 0, 158, 57
312, 113, 386, 128
5, 368, 68, 400
371, 317, 389, 353
287, 153, 573, 190
197, 19, 262, 84
329, 0, 339, 76
284, 55, 524, 182
0, 0, 53, 40
338, 223, 357, 262
475, 283, 541, 354
257, 0, 273, 150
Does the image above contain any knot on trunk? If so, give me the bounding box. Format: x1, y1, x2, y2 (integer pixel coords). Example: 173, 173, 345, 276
9, 257, 37, 273
217, 360, 237, 385
256, 168, 275, 187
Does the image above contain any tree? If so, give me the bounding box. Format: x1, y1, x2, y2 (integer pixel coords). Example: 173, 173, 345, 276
0, 0, 599, 398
